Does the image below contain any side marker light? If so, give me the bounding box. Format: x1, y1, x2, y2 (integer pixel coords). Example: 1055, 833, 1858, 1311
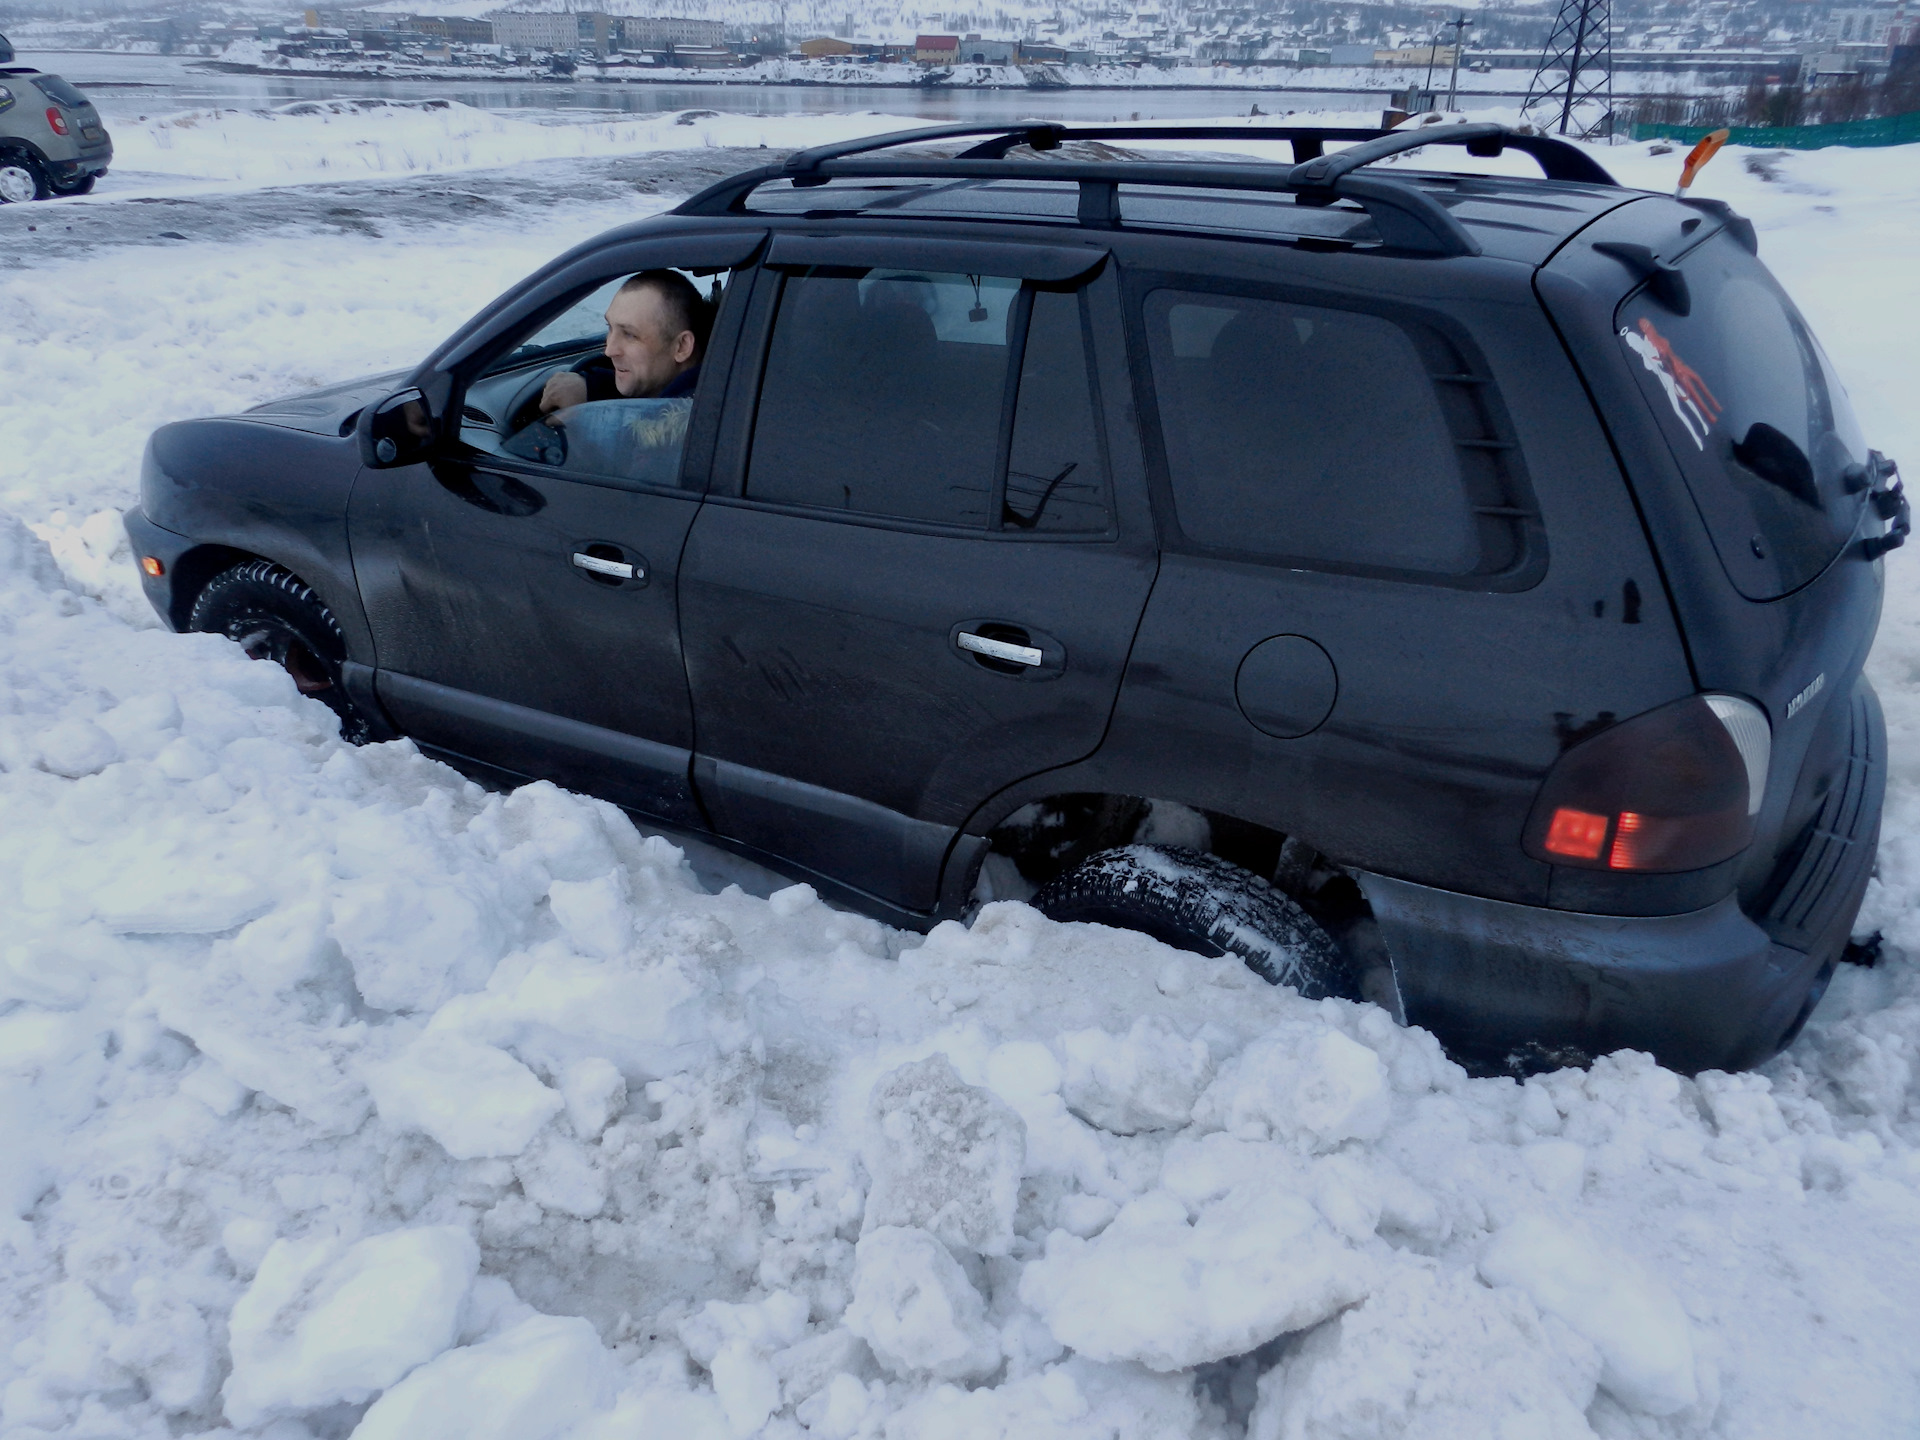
140, 556, 164, 577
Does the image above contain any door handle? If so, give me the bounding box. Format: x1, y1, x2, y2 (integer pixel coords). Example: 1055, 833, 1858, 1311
573, 550, 640, 581
957, 630, 1043, 667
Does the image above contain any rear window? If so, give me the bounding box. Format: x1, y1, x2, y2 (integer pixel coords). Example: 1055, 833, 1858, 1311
30, 73, 90, 109
1618, 232, 1868, 599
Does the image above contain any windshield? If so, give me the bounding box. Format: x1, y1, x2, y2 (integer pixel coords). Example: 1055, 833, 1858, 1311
1618, 230, 1868, 599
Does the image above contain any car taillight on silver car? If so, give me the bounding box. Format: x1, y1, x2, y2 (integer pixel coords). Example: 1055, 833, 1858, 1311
1524, 694, 1770, 873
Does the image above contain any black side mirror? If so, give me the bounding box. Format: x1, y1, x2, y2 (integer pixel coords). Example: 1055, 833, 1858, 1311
358, 388, 436, 468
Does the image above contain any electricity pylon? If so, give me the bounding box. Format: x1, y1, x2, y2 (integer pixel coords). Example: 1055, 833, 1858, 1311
1521, 0, 1616, 141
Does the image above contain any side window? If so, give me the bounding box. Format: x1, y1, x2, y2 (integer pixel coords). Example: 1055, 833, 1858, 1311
470, 267, 731, 492
1143, 289, 1480, 575
747, 268, 1020, 527
1004, 289, 1113, 533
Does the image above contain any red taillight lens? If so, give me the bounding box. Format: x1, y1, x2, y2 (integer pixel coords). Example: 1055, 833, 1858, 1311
46, 107, 68, 137
1524, 695, 1770, 873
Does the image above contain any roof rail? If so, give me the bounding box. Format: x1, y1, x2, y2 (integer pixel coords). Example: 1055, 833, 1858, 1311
673, 122, 1620, 259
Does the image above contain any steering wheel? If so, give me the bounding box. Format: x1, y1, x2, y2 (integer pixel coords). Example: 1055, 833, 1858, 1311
503, 364, 571, 436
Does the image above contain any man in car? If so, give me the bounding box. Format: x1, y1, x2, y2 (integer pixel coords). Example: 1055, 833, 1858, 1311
537, 269, 712, 414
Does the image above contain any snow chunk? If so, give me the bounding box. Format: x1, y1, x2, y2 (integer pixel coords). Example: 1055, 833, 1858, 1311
1479, 1213, 1699, 1417
1193, 1023, 1391, 1149
547, 870, 634, 959
560, 1055, 626, 1140
1060, 1016, 1214, 1134
223, 1226, 479, 1426
844, 1226, 1001, 1382
366, 1031, 563, 1159
332, 876, 510, 1012
886, 1357, 1204, 1440
1249, 1264, 1601, 1440
36, 718, 118, 778
350, 1313, 617, 1440
1020, 1185, 1376, 1371
862, 1052, 1026, 1256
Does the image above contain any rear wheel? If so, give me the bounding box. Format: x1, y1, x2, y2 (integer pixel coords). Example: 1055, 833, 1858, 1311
189, 560, 372, 743
0, 152, 49, 203
1033, 844, 1357, 1000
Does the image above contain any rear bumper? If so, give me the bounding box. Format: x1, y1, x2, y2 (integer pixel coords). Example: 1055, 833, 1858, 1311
1356, 679, 1884, 1075
50, 141, 111, 181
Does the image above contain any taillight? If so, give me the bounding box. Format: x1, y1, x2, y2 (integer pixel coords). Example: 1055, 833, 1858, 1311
46, 107, 68, 137
1523, 694, 1770, 873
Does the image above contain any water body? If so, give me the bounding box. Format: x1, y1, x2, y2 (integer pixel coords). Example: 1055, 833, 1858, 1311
30, 50, 1429, 127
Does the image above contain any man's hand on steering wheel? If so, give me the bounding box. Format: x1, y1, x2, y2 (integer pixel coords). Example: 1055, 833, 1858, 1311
539, 371, 590, 418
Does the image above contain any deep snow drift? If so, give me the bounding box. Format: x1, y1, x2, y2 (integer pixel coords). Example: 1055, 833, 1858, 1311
3, 118, 1920, 1440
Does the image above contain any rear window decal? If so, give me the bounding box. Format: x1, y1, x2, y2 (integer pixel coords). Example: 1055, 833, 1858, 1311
1621, 318, 1721, 449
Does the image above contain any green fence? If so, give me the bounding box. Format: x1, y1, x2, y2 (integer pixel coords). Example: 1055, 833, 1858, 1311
1631, 109, 1920, 150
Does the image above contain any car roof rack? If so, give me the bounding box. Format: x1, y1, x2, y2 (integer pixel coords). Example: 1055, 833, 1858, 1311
675, 121, 1620, 260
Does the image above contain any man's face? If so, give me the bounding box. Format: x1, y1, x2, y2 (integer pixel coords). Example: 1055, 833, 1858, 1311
603, 285, 696, 398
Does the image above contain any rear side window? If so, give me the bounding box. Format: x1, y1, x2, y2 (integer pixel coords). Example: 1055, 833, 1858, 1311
1143, 289, 1515, 579
1618, 232, 1867, 599
748, 268, 1111, 532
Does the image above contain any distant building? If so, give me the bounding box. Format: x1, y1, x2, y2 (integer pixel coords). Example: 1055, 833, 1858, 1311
958, 36, 1015, 63
659, 44, 736, 67
798, 36, 856, 56
488, 11, 576, 52
413, 15, 494, 43
1373, 45, 1456, 66
915, 34, 959, 64
621, 15, 725, 49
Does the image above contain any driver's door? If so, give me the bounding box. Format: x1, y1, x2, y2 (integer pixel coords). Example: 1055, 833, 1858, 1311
347, 238, 760, 827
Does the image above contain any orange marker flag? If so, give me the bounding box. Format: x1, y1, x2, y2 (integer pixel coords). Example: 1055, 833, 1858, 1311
1676, 128, 1730, 196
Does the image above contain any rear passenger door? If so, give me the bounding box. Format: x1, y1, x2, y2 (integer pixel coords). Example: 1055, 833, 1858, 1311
1105, 256, 1569, 898
678, 237, 1156, 915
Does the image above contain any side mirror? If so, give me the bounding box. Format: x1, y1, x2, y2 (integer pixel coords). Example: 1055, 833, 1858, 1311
358, 388, 437, 468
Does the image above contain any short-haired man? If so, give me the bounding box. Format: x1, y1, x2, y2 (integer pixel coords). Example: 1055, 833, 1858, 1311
538, 269, 712, 414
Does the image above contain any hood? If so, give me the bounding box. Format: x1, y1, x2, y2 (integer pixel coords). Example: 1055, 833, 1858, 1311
242, 370, 410, 437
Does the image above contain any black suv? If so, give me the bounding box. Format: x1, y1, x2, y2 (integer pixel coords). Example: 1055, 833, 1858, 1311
126, 123, 1903, 1075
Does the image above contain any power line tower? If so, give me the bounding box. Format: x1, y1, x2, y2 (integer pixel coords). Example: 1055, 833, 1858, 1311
1521, 0, 1615, 140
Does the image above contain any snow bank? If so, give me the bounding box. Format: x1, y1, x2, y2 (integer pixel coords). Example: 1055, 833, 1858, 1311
2, 126, 1920, 1440
105, 100, 918, 188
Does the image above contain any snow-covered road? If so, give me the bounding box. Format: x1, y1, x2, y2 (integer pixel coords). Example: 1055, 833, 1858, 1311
3, 113, 1920, 1440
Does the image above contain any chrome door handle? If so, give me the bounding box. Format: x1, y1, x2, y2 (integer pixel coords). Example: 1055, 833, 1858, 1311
573, 551, 638, 580
957, 631, 1043, 667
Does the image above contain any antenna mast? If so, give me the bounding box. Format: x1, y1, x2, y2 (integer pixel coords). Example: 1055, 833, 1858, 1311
1521, 0, 1616, 140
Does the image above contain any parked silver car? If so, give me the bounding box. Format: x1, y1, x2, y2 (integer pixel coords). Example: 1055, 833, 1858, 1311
0, 37, 112, 202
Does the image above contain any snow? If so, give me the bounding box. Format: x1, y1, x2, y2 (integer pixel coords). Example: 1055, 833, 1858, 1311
93, 100, 921, 195
2, 112, 1920, 1440
222, 1226, 479, 1425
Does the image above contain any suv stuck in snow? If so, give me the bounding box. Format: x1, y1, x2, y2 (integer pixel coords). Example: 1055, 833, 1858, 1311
125, 122, 1904, 1075
0, 38, 113, 202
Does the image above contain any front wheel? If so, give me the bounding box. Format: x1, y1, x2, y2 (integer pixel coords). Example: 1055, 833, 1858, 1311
0, 152, 49, 203
1033, 844, 1357, 1000
189, 560, 372, 744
